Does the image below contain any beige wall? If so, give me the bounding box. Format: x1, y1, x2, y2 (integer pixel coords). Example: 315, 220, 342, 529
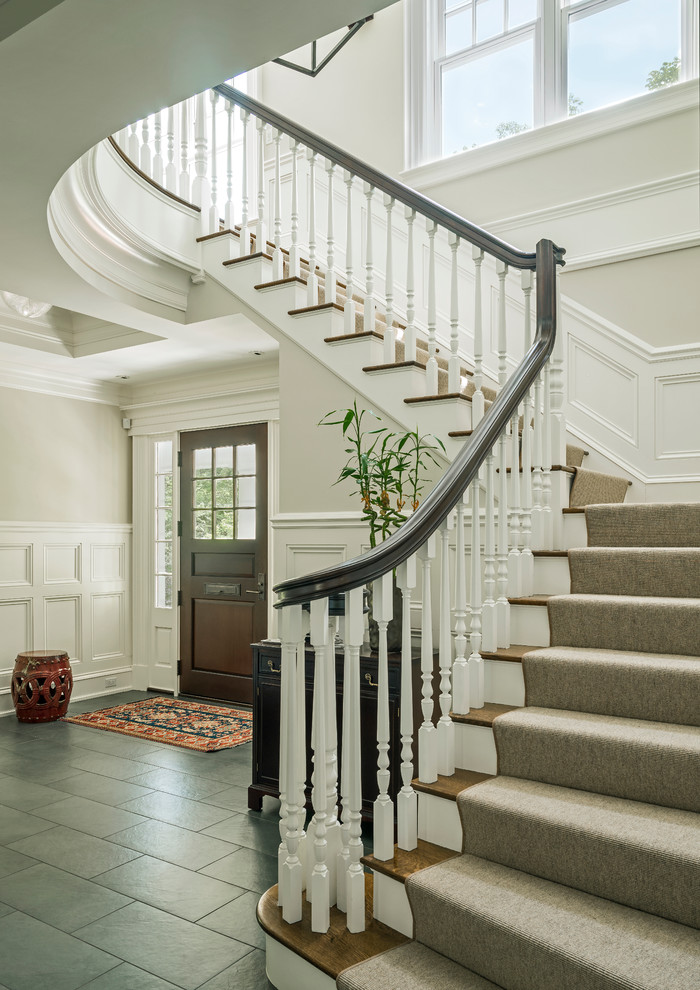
0, 387, 131, 523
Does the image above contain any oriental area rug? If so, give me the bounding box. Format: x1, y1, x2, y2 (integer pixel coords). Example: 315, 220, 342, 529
63, 697, 253, 752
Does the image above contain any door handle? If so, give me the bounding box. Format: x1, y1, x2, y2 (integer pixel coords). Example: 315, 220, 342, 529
245, 572, 266, 601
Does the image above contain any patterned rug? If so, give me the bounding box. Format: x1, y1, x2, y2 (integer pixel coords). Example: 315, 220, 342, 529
63, 697, 253, 752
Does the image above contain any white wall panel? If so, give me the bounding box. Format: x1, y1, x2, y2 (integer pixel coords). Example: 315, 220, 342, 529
569, 335, 639, 445
44, 544, 81, 584
91, 543, 125, 582
92, 593, 125, 660
44, 596, 81, 661
0, 599, 33, 672
655, 374, 700, 458
0, 545, 32, 587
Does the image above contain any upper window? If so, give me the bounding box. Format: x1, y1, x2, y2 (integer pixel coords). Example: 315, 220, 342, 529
413, 0, 697, 163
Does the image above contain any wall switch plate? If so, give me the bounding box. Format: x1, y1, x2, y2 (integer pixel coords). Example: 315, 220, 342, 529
105, 677, 118, 689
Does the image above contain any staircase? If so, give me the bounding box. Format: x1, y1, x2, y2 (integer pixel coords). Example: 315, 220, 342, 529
110, 89, 699, 990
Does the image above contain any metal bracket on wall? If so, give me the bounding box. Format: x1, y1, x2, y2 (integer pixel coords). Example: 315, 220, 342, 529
272, 16, 373, 77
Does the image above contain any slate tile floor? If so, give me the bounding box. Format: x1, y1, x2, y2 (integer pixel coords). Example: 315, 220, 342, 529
0, 692, 275, 990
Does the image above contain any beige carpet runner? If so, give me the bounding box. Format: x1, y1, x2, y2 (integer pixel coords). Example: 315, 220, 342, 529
338, 502, 700, 990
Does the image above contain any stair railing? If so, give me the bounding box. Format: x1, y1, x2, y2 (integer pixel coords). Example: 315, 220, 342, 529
111, 85, 565, 935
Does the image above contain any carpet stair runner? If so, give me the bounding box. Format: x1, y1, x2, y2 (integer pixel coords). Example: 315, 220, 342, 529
338, 502, 700, 990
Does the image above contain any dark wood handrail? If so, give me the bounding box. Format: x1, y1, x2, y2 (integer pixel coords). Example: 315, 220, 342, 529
107, 136, 201, 213
214, 84, 565, 271
274, 238, 560, 607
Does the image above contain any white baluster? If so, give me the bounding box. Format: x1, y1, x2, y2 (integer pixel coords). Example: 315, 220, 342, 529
272, 129, 283, 279
437, 519, 455, 775
508, 402, 522, 598
549, 274, 566, 549
224, 102, 235, 230
289, 141, 301, 277
324, 619, 340, 908
208, 91, 219, 234
280, 605, 303, 923
541, 361, 553, 550
363, 183, 376, 334
342, 587, 365, 932
128, 122, 139, 165
152, 109, 163, 186
397, 557, 418, 850
520, 271, 535, 593
531, 369, 545, 550
448, 233, 460, 393
295, 635, 308, 891
469, 478, 484, 708
278, 610, 290, 906
481, 452, 498, 653
426, 219, 438, 394
452, 498, 470, 714
495, 261, 511, 648
373, 571, 394, 861
325, 161, 336, 305
404, 207, 417, 362
179, 100, 190, 202
238, 109, 249, 257
140, 114, 151, 174
383, 195, 395, 363
165, 105, 176, 193
307, 149, 319, 305
471, 247, 485, 423
309, 599, 330, 932
255, 117, 267, 253
343, 171, 355, 333
192, 93, 209, 236
415, 536, 436, 783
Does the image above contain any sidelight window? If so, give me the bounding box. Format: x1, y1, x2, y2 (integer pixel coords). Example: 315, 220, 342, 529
154, 440, 174, 608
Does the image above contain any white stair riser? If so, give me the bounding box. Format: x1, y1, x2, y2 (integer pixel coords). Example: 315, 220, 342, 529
454, 722, 498, 775
406, 400, 473, 435
290, 307, 345, 338
533, 555, 570, 595
484, 657, 525, 706
220, 254, 273, 289
562, 511, 587, 548
373, 873, 414, 938
509, 604, 549, 646
266, 936, 335, 990
256, 281, 309, 311
364, 366, 428, 408
418, 791, 462, 851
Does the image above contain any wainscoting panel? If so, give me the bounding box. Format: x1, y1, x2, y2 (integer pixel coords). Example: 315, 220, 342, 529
655, 373, 700, 459
0, 523, 132, 716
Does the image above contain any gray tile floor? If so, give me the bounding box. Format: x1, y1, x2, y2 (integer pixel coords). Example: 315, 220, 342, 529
0, 692, 276, 990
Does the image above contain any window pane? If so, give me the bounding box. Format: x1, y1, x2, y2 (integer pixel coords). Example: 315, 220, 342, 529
442, 35, 534, 153
235, 476, 256, 508
156, 575, 172, 609
194, 511, 212, 539
193, 479, 212, 508
215, 446, 234, 477
445, 0, 463, 9
476, 0, 502, 42
157, 509, 172, 540
157, 474, 172, 507
236, 509, 256, 540
215, 478, 234, 508
508, 0, 536, 29
236, 444, 256, 475
156, 541, 172, 573
194, 448, 212, 477
446, 7, 472, 55
214, 509, 235, 539
156, 441, 172, 474
568, 0, 681, 116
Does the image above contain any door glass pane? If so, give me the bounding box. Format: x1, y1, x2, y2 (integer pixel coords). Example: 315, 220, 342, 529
446, 7, 472, 55
508, 0, 536, 29
235, 476, 256, 508
156, 541, 172, 572
157, 508, 172, 540
157, 474, 172, 507
215, 446, 234, 477
568, 0, 681, 116
193, 479, 212, 508
214, 509, 235, 539
194, 448, 212, 477
236, 509, 256, 540
194, 510, 212, 540
476, 0, 502, 42
157, 443, 172, 474
156, 575, 172, 609
214, 478, 234, 508
236, 444, 256, 475
442, 35, 534, 153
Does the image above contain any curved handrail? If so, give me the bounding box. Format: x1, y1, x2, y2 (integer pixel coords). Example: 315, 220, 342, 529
214, 85, 565, 271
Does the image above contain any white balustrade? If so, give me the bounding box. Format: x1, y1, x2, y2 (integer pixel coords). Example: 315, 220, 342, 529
192, 93, 209, 236
343, 171, 355, 333
481, 452, 498, 653
325, 161, 336, 305
128, 122, 139, 165
140, 114, 151, 174
280, 605, 303, 923
471, 247, 485, 423
372, 571, 394, 861
383, 195, 395, 363
448, 233, 460, 393
209, 91, 219, 235
308, 598, 330, 933
437, 519, 455, 775
397, 556, 418, 851
165, 105, 176, 194
417, 538, 437, 783
452, 497, 470, 714
152, 109, 163, 187
520, 271, 535, 594
289, 141, 301, 277
224, 102, 235, 230
255, 116, 266, 253
239, 109, 249, 257
363, 183, 376, 334
342, 587, 365, 932
542, 361, 553, 550
307, 149, 318, 305
468, 479, 485, 708
272, 129, 283, 280
426, 219, 438, 394
496, 261, 511, 648
404, 207, 417, 362
179, 100, 190, 202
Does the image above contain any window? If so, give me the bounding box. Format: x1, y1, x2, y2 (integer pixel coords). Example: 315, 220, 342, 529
191, 443, 256, 541
410, 0, 697, 163
155, 440, 174, 608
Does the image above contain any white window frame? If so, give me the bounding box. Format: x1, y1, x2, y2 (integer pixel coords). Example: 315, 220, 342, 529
406, 0, 699, 169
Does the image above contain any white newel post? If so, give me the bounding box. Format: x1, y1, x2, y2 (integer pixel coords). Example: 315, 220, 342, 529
325, 161, 336, 306
289, 142, 301, 278
383, 195, 396, 363
425, 219, 438, 394
373, 571, 394, 861
208, 91, 219, 235
363, 183, 376, 334
448, 233, 460, 394
224, 102, 234, 230
307, 149, 318, 305
308, 599, 330, 932
179, 100, 190, 202
417, 537, 436, 782
404, 207, 417, 362
452, 497, 470, 715
343, 171, 356, 333
469, 479, 484, 708
238, 109, 249, 257
481, 451, 498, 653
520, 271, 535, 593
140, 114, 151, 175
343, 587, 366, 932
397, 556, 418, 850
280, 605, 303, 924
153, 109, 164, 187
192, 93, 209, 237
165, 105, 176, 194
471, 247, 485, 423
437, 517, 455, 776
272, 129, 283, 280
255, 117, 267, 253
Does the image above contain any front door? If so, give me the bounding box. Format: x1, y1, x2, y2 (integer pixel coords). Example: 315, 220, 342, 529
179, 423, 267, 704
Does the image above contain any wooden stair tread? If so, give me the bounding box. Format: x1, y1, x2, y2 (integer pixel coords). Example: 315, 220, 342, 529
362, 361, 426, 373
479, 644, 533, 662
450, 702, 519, 727
324, 330, 384, 343
405, 392, 473, 405
290, 301, 344, 316
254, 276, 306, 290
412, 767, 492, 801
532, 550, 569, 557
196, 228, 239, 242
508, 594, 551, 606
563, 507, 586, 513
448, 429, 473, 438
257, 879, 408, 980
223, 251, 272, 266
362, 839, 457, 885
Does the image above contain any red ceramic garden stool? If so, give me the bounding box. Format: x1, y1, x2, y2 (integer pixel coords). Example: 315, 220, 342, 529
11, 651, 73, 723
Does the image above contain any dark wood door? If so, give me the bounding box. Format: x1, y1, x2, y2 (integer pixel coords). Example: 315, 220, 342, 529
179, 423, 267, 704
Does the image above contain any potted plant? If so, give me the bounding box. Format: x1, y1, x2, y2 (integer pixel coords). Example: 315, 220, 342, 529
320, 401, 445, 649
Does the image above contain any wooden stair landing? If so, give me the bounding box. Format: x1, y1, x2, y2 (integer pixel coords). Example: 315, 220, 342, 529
412, 767, 491, 801
257, 878, 408, 980
362, 839, 457, 885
